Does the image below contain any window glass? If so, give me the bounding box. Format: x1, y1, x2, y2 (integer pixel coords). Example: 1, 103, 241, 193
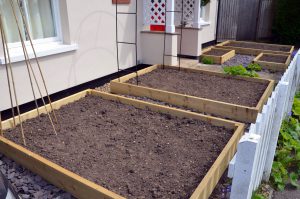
0, 0, 56, 43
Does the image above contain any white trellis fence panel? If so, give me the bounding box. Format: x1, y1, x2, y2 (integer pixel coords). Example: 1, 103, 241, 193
229, 50, 300, 199
175, 0, 195, 26
143, 0, 196, 28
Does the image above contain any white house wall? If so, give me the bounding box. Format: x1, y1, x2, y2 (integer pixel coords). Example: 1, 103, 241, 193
0, 0, 143, 111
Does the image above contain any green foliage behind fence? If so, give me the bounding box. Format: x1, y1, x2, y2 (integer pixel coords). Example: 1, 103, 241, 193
273, 0, 300, 46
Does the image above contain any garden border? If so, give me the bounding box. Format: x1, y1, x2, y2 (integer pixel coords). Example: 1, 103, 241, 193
0, 89, 245, 199
253, 53, 291, 72
216, 40, 294, 56
200, 47, 235, 64
110, 65, 275, 123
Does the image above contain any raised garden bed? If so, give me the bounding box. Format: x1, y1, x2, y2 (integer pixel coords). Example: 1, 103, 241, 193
200, 47, 235, 64
254, 53, 291, 72
216, 40, 294, 55
0, 89, 244, 199
110, 65, 275, 123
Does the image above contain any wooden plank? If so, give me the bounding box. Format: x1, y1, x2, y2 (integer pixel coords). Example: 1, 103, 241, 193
115, 64, 159, 83
256, 79, 275, 111
2, 90, 89, 130
253, 53, 291, 72
110, 81, 259, 123
91, 90, 241, 129
190, 124, 245, 199
200, 48, 235, 64
111, 66, 274, 123
0, 129, 124, 199
216, 40, 294, 55
0, 90, 245, 199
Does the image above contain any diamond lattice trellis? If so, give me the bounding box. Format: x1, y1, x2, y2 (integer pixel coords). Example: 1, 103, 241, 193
175, 0, 195, 25
143, 0, 195, 29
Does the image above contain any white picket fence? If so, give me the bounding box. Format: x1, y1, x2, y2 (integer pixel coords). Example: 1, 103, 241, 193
229, 50, 300, 199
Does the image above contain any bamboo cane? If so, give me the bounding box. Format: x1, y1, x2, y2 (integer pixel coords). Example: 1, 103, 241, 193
1, 18, 16, 127
0, 15, 26, 146
0, 111, 3, 137
8, 0, 57, 135
14, 0, 59, 123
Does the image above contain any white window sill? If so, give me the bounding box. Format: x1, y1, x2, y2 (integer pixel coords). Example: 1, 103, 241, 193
0, 42, 78, 64
200, 20, 210, 27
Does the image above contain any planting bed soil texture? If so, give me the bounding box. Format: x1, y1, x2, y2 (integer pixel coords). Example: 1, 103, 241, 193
260, 54, 287, 63
203, 49, 229, 56
4, 95, 234, 199
128, 68, 269, 107
224, 42, 291, 52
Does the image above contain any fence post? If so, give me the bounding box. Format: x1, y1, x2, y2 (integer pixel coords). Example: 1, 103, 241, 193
263, 82, 289, 181
230, 133, 261, 199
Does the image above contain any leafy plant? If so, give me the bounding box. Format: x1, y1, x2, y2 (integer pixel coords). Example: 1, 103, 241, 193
293, 93, 300, 119
252, 193, 265, 199
271, 93, 300, 190
246, 63, 262, 72
223, 65, 259, 77
201, 57, 214, 65
201, 0, 210, 6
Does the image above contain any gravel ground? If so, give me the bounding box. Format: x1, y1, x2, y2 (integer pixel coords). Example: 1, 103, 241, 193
0, 153, 73, 199
222, 54, 256, 67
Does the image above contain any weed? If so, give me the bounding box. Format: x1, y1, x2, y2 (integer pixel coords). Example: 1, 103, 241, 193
270, 93, 300, 190
201, 57, 214, 65
246, 63, 262, 72
223, 65, 259, 77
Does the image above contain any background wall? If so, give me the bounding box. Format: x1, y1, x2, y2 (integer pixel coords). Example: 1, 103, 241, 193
0, 0, 143, 111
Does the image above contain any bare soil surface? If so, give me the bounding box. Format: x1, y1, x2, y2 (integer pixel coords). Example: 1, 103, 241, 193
128, 68, 269, 107
260, 54, 288, 63
204, 49, 229, 56
224, 42, 291, 52
4, 95, 233, 199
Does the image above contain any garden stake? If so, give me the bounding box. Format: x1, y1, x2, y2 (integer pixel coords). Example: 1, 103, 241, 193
8, 0, 40, 117
9, 0, 58, 136
0, 111, 3, 137
1, 17, 16, 127
0, 15, 26, 146
15, 0, 59, 124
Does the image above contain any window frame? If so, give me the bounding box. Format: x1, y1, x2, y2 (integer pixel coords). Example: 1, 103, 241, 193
7, 0, 62, 49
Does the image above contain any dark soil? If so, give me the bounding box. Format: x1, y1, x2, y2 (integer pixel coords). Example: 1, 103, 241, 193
4, 95, 234, 199
204, 49, 229, 56
128, 68, 269, 107
260, 54, 288, 63
224, 42, 291, 52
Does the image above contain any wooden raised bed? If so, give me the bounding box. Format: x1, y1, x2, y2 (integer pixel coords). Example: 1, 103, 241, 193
110, 65, 275, 123
0, 89, 245, 199
253, 53, 292, 72
201, 47, 235, 64
216, 40, 294, 56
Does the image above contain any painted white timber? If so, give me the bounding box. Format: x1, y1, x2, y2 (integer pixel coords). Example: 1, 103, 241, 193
230, 133, 261, 199
166, 0, 176, 33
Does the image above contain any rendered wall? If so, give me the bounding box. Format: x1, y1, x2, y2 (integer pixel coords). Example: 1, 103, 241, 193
0, 0, 143, 111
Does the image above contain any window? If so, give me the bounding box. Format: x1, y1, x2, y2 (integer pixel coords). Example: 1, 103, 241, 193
0, 0, 60, 45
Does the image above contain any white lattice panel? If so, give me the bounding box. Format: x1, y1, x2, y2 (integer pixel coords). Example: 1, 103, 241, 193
143, 0, 166, 26
175, 0, 195, 25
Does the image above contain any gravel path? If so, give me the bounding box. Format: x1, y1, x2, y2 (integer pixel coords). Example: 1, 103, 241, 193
222, 54, 256, 67
0, 154, 72, 199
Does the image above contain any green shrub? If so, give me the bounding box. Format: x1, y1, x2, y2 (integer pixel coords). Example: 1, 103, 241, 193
223, 65, 259, 77
201, 57, 214, 65
271, 93, 300, 191
246, 63, 262, 72
273, 0, 300, 45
